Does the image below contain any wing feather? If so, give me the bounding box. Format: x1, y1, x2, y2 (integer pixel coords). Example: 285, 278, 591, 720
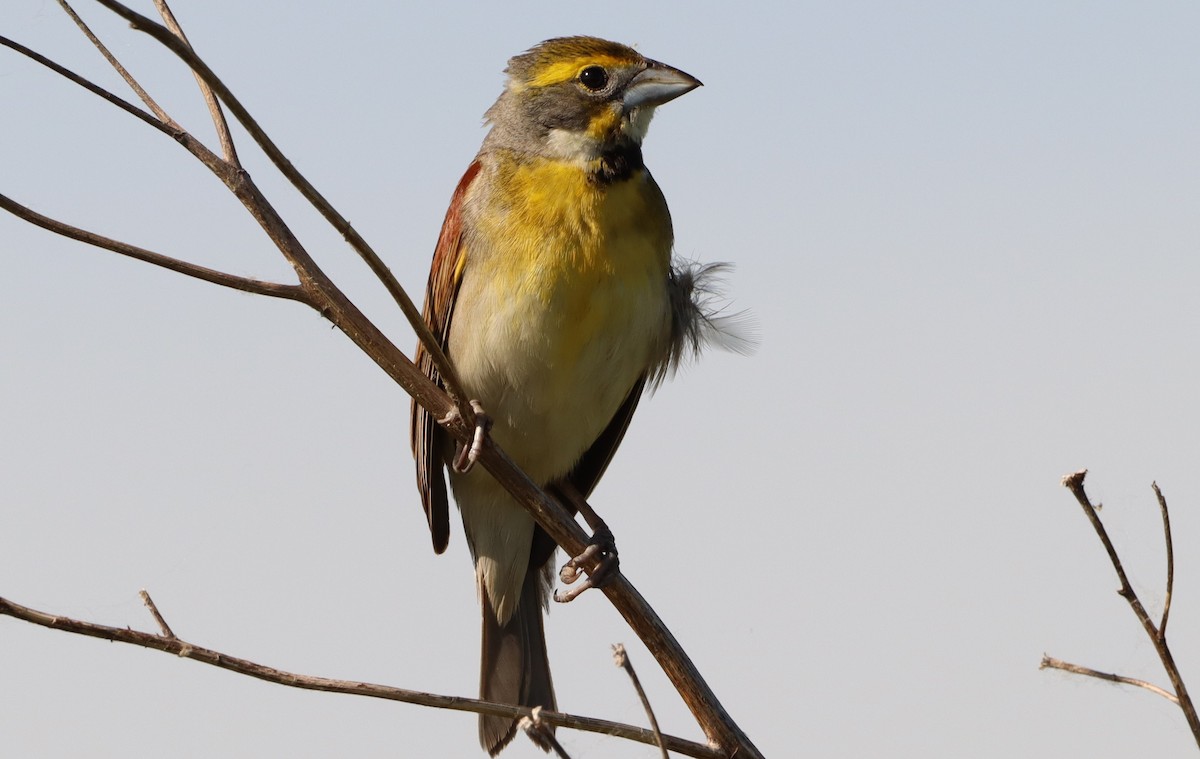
411, 160, 481, 554
530, 377, 646, 571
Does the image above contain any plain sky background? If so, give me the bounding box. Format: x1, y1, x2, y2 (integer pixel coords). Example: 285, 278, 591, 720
3, 1, 1200, 757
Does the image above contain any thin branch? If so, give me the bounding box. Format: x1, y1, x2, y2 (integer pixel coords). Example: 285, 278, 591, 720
0, 595, 722, 759
1154, 481, 1174, 640
1060, 471, 1144, 617
152, 0, 239, 165
614, 644, 669, 759
92, 0, 470, 418
473, 438, 760, 755
1040, 655, 1179, 704
56, 0, 178, 128
0, 192, 309, 303
6, 19, 458, 430
1058, 470, 1200, 747
0, 35, 172, 139
138, 589, 176, 639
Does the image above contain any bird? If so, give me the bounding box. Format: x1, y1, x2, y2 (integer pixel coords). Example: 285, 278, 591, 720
411, 35, 724, 755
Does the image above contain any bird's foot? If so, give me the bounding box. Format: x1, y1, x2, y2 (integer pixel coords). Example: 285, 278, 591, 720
554, 525, 619, 603
445, 400, 491, 473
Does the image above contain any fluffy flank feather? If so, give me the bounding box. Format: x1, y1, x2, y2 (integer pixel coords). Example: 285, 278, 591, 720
650, 260, 756, 388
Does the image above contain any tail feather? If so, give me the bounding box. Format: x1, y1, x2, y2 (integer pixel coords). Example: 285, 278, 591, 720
479, 563, 556, 755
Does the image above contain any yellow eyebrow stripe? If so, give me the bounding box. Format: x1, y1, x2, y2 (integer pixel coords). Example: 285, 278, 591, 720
528, 55, 630, 88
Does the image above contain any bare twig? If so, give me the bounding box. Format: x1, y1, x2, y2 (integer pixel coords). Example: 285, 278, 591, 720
1154, 481, 1174, 640
614, 644, 669, 759
55, 0, 177, 128
152, 0, 239, 165
4, 25, 458, 435
1040, 655, 1178, 704
1055, 470, 1200, 747
0, 192, 308, 302
92, 0, 470, 419
0, 35, 175, 138
0, 595, 721, 759
138, 589, 176, 639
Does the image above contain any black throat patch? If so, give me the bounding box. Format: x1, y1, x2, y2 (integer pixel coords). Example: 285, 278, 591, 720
593, 143, 644, 185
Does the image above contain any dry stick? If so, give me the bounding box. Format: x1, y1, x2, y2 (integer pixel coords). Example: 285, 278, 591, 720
0, 193, 307, 302
474, 437, 758, 756
138, 589, 176, 639
8, 9, 764, 756
0, 40, 302, 303
0, 595, 720, 759
1040, 656, 1178, 704
1058, 470, 1200, 747
1154, 481, 1174, 639
55, 0, 177, 128
5, 24, 456, 432
614, 644, 669, 759
94, 0, 469, 420
0, 35, 177, 137
152, 0, 239, 165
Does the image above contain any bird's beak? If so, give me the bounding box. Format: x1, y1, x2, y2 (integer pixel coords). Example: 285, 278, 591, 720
622, 60, 702, 111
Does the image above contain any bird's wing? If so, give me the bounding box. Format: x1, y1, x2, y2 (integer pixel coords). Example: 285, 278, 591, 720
530, 377, 646, 571
411, 160, 481, 554
567, 376, 646, 499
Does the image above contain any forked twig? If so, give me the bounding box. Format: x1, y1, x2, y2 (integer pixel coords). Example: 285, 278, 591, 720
152, 0, 239, 164
0, 34, 178, 138
92, 0, 470, 419
1051, 470, 1200, 748
55, 0, 177, 127
138, 589, 176, 639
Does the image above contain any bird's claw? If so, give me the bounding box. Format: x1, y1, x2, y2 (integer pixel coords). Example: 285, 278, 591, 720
449, 400, 491, 473
554, 526, 619, 603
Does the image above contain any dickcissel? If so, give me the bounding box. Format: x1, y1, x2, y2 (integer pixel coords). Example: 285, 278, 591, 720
411, 36, 719, 755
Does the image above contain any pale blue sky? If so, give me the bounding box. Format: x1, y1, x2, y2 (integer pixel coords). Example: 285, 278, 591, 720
3, 1, 1200, 757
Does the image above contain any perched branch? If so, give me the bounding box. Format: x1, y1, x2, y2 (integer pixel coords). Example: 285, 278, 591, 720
0, 595, 722, 759
1051, 470, 1200, 747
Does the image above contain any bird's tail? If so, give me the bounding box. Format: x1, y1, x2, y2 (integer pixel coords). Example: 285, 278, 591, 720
479, 562, 556, 755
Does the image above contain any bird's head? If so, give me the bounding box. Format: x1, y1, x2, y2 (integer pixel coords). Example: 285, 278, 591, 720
483, 36, 701, 167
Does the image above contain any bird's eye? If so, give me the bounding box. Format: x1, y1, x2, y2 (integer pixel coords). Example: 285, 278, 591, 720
578, 65, 609, 91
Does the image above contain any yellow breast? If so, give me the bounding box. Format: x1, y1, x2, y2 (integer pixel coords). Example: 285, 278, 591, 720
449, 152, 673, 480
